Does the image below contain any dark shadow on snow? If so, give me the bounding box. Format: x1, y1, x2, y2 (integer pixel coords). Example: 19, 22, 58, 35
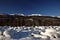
9, 29, 31, 39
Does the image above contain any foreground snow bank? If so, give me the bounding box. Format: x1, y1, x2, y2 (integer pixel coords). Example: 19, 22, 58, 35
0, 26, 60, 40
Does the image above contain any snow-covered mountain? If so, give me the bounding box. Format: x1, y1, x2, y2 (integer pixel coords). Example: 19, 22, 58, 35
0, 13, 60, 40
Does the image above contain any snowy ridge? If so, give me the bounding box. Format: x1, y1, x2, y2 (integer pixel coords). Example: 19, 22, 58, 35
28, 14, 42, 16
9, 13, 60, 19
9, 13, 42, 16
57, 16, 60, 18
0, 13, 60, 19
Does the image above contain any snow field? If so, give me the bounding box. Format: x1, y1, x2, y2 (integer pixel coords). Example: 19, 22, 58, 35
0, 26, 60, 40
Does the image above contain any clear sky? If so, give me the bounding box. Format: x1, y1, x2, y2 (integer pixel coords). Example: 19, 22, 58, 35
0, 0, 60, 16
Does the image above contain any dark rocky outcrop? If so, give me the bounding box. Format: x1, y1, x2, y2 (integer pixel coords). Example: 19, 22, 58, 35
0, 14, 60, 26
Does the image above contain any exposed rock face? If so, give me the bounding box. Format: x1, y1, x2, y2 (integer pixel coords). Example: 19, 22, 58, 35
0, 14, 60, 26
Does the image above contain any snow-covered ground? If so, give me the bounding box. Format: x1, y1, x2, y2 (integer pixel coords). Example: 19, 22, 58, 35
0, 26, 60, 40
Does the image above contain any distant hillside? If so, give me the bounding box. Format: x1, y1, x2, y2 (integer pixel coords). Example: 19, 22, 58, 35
0, 14, 60, 26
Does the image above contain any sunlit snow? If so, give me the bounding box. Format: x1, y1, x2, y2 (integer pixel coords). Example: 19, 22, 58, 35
0, 26, 60, 40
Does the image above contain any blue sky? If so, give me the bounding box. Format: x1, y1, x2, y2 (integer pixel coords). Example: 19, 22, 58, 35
0, 0, 60, 16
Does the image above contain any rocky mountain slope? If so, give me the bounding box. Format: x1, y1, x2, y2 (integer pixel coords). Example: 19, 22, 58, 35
0, 14, 60, 26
